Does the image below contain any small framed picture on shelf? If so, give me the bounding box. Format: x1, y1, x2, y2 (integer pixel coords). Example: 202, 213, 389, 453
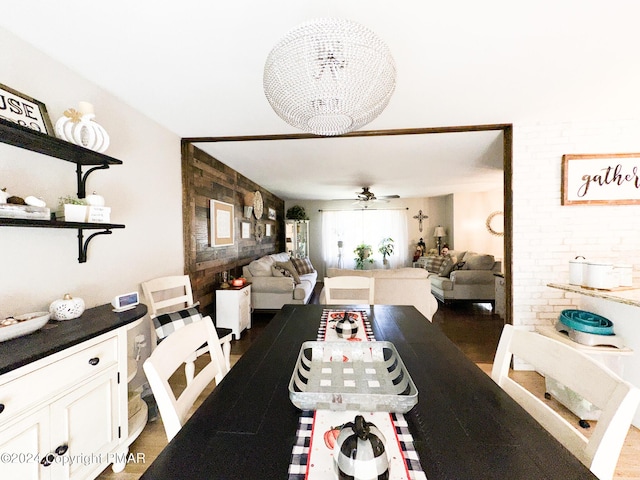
0, 83, 54, 135
268, 207, 276, 220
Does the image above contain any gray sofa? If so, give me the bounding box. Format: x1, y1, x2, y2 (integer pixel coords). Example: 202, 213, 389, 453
242, 252, 317, 310
415, 250, 501, 304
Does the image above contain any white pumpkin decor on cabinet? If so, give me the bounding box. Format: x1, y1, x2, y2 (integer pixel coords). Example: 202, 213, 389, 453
55, 102, 110, 153
50, 293, 86, 320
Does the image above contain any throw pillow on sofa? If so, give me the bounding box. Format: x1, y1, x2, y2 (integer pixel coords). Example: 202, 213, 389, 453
271, 265, 293, 278
248, 256, 275, 277
423, 255, 446, 274
462, 254, 495, 270
438, 255, 457, 277
291, 257, 315, 275
276, 260, 301, 283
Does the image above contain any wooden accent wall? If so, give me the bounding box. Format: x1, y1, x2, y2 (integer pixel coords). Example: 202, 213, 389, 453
181, 142, 285, 315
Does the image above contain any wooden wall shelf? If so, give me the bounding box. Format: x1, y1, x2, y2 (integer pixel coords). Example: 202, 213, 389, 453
547, 282, 640, 308
0, 118, 126, 262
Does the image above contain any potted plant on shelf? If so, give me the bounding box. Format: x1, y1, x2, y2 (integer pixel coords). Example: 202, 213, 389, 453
378, 237, 394, 268
58, 195, 87, 222
286, 205, 309, 221
354, 243, 373, 270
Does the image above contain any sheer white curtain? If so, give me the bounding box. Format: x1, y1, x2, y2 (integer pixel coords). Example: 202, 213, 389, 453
321, 209, 409, 270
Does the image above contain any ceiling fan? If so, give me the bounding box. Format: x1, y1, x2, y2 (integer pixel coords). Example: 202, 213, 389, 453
352, 187, 400, 206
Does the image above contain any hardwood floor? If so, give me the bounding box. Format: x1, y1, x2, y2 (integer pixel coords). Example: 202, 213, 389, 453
97, 295, 640, 479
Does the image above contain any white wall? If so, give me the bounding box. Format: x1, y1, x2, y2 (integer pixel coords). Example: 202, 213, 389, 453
512, 119, 640, 425
453, 188, 504, 261
0, 29, 185, 387
512, 119, 640, 328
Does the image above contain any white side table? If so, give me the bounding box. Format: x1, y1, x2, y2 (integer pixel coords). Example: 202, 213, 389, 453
216, 283, 252, 339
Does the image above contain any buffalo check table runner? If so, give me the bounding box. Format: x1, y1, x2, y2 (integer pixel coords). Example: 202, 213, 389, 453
288, 309, 427, 480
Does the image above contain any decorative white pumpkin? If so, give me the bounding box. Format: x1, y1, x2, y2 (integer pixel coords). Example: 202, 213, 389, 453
55, 108, 110, 153
49, 293, 85, 321
0, 188, 10, 204
85, 192, 105, 206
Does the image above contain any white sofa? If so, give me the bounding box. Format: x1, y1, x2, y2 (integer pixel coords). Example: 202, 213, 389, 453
322, 267, 438, 321
242, 252, 317, 310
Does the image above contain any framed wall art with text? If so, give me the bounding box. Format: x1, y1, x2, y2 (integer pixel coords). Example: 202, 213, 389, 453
0, 83, 54, 135
562, 153, 640, 205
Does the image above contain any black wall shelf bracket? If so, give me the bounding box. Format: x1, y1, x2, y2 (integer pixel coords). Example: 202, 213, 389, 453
77, 163, 110, 198
78, 229, 113, 263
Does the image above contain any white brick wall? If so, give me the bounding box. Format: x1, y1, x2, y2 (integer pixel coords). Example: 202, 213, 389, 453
512, 118, 640, 332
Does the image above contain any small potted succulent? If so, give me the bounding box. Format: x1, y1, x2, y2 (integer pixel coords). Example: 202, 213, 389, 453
58, 195, 87, 222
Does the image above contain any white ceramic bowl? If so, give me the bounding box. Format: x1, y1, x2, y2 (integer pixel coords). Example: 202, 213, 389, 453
0, 312, 50, 343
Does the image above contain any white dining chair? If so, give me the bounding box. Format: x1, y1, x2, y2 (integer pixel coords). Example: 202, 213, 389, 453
143, 315, 228, 442
141, 275, 232, 381
324, 276, 375, 305
491, 324, 640, 480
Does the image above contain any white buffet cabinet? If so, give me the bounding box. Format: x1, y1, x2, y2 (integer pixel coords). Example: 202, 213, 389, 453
0, 304, 146, 479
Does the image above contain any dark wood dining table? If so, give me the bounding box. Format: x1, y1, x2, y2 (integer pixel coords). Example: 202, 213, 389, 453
140, 304, 597, 480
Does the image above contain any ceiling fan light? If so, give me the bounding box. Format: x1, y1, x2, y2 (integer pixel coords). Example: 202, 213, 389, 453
263, 18, 396, 136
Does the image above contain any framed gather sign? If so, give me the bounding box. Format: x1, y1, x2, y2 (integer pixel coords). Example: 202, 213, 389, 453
210, 200, 235, 246
562, 153, 640, 205
0, 83, 54, 135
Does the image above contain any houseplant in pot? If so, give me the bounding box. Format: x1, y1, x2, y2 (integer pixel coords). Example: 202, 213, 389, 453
354, 243, 373, 270
286, 205, 309, 221
378, 237, 394, 268
58, 195, 87, 222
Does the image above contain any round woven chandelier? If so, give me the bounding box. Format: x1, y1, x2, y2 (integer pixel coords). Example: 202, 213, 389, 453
263, 18, 396, 136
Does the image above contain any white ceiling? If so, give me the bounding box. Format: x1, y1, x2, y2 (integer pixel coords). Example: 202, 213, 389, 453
3, 1, 640, 201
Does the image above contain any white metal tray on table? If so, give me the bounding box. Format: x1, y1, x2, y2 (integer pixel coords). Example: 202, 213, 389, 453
288, 340, 418, 413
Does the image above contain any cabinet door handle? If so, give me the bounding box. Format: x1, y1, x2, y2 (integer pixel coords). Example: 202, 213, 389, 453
55, 444, 69, 456
0, 403, 4, 414
88, 357, 100, 366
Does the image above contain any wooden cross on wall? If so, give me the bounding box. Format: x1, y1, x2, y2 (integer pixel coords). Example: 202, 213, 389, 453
413, 210, 428, 232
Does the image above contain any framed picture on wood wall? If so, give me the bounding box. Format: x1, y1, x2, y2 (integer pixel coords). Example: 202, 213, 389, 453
210, 200, 234, 246
0, 83, 54, 135
241, 221, 250, 239
562, 153, 640, 205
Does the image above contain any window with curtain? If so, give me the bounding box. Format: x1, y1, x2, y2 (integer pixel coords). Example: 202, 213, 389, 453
321, 209, 409, 270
